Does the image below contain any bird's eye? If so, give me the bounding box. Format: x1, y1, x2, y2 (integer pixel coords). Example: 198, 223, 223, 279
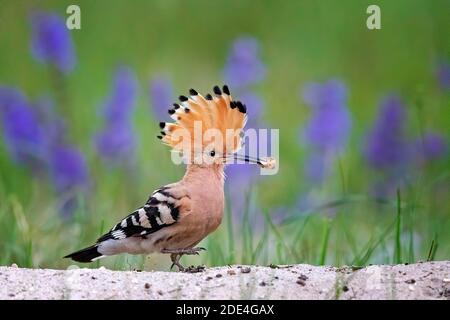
209, 150, 216, 157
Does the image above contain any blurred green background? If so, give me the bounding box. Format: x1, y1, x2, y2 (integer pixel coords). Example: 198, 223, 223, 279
0, 0, 449, 270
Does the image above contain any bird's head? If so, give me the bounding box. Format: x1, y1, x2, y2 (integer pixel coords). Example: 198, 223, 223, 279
158, 85, 275, 170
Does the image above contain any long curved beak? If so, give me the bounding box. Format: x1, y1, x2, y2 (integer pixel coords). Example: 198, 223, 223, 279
225, 154, 276, 169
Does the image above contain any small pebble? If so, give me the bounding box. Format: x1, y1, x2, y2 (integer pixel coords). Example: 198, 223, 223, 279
11, 263, 18, 268
298, 274, 308, 281
144, 283, 151, 289
205, 276, 213, 281
405, 279, 416, 284
215, 274, 222, 278
342, 285, 349, 292
259, 281, 267, 287
157, 290, 163, 295
296, 279, 306, 286
241, 267, 251, 274
227, 270, 236, 276
443, 289, 450, 298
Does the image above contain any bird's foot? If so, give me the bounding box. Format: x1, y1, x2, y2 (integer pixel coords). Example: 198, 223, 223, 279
162, 247, 206, 255
170, 260, 185, 272
164, 248, 206, 272
183, 265, 206, 273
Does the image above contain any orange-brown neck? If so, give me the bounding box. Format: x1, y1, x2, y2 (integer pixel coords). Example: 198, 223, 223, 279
182, 163, 225, 186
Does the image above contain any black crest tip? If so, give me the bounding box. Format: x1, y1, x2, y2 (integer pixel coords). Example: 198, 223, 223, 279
189, 88, 198, 96
205, 94, 213, 100
173, 103, 180, 109
179, 95, 188, 102
168, 109, 175, 115
159, 122, 165, 129
222, 85, 230, 95
213, 85, 222, 95
157, 135, 163, 140
230, 101, 237, 109
237, 102, 247, 114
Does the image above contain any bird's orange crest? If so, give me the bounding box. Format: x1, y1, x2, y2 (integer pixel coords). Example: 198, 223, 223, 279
158, 85, 247, 161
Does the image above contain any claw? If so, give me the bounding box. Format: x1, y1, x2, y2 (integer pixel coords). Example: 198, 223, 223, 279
170, 260, 185, 272
163, 247, 206, 272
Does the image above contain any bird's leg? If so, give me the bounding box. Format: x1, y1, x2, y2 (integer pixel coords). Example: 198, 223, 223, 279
161, 247, 206, 255
162, 248, 207, 272
169, 253, 184, 272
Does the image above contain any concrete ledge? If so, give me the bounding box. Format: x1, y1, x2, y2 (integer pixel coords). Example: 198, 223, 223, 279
0, 261, 449, 299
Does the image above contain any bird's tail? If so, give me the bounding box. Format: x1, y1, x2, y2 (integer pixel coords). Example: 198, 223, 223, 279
64, 244, 104, 263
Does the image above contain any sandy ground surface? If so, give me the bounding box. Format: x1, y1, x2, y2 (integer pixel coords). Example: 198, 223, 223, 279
0, 261, 449, 299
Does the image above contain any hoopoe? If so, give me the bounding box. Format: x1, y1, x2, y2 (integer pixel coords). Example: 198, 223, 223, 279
65, 85, 275, 271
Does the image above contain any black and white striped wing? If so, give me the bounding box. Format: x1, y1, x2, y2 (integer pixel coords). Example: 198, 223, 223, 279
97, 187, 181, 243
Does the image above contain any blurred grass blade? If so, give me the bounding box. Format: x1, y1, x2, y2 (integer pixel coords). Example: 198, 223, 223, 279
225, 193, 235, 264
427, 235, 439, 262
291, 214, 311, 260
352, 220, 396, 266
262, 208, 295, 263
394, 188, 402, 264
241, 188, 253, 264
96, 219, 105, 268
318, 218, 332, 265
251, 223, 269, 264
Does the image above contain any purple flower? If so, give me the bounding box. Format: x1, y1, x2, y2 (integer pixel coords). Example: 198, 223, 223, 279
302, 79, 352, 152
300, 79, 352, 183
48, 144, 89, 192
48, 144, 89, 218
304, 153, 327, 183
224, 37, 266, 88
222, 37, 268, 217
364, 95, 410, 171
436, 60, 450, 90
94, 67, 137, 164
29, 11, 76, 73
149, 76, 173, 120
238, 92, 264, 129
38, 99, 89, 218
416, 132, 448, 163
34, 96, 67, 148
0, 87, 89, 218
102, 67, 137, 123
94, 122, 135, 160
0, 86, 46, 165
